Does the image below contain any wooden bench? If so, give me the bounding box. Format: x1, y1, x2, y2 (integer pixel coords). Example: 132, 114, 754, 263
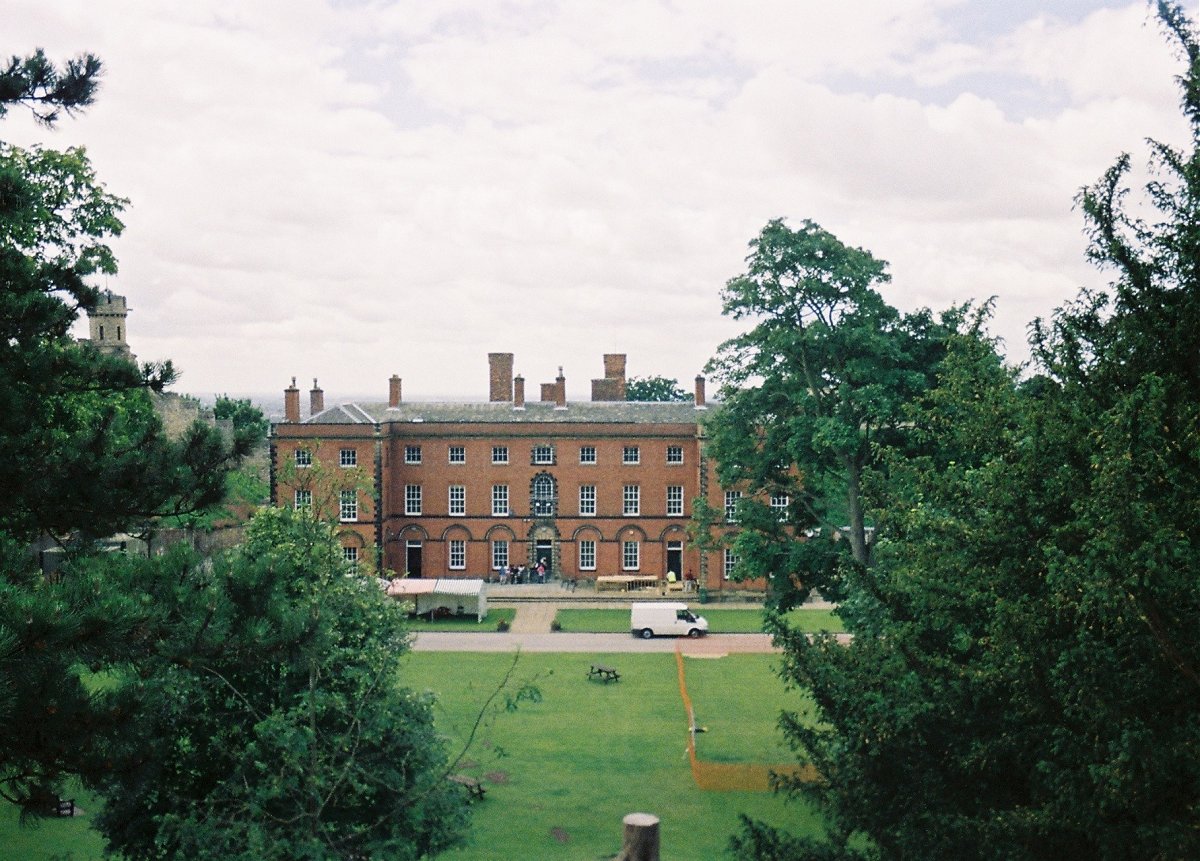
587, 664, 621, 683
448, 774, 486, 802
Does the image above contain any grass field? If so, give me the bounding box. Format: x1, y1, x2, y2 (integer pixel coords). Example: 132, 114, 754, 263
403, 651, 822, 860
0, 782, 107, 861
0, 651, 821, 861
553, 606, 844, 634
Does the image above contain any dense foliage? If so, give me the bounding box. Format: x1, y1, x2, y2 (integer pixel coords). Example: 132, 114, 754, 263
214, 394, 269, 445
87, 508, 468, 860
704, 217, 966, 593
625, 374, 690, 402
0, 64, 246, 818
725, 4, 1200, 859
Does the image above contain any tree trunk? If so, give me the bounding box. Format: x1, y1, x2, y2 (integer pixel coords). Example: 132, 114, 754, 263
844, 461, 870, 567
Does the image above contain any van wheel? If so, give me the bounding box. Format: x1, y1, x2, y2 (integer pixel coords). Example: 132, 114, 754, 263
688, 628, 702, 638
640, 628, 653, 639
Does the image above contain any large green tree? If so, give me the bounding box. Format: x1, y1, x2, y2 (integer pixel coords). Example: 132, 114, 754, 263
86, 508, 469, 861
0, 80, 247, 814
731, 4, 1200, 859
704, 218, 964, 599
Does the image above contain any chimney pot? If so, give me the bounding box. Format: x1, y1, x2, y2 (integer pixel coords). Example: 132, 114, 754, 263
555, 368, 566, 408
694, 375, 707, 409
389, 374, 402, 408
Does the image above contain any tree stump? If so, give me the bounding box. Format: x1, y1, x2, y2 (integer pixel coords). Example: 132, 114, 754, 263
614, 812, 659, 861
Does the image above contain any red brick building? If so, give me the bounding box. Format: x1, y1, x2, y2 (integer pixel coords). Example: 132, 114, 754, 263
270, 353, 763, 594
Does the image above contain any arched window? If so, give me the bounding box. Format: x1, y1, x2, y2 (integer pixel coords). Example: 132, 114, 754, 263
531, 473, 556, 517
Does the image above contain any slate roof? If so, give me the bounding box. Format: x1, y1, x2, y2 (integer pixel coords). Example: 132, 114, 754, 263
303, 400, 714, 426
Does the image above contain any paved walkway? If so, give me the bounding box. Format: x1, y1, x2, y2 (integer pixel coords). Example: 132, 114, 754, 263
507, 603, 558, 633
411, 631, 778, 653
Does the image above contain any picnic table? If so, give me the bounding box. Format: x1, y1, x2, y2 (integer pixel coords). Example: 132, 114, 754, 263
587, 663, 621, 683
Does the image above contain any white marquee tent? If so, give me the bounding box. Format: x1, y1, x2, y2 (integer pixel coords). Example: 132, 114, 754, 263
386, 578, 488, 622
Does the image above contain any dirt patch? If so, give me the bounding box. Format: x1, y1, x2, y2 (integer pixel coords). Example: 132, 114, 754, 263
550, 827, 570, 843
484, 770, 509, 784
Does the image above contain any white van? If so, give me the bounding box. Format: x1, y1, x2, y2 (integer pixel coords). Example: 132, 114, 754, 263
630, 602, 709, 639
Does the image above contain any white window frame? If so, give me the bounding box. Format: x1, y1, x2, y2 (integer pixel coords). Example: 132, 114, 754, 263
491, 539, 509, 571
449, 539, 466, 570
579, 485, 596, 516
579, 539, 596, 571
579, 445, 596, 464
724, 548, 738, 580
448, 485, 466, 516
294, 489, 312, 509
339, 490, 357, 522
404, 445, 421, 464
492, 484, 509, 516
492, 445, 508, 465
724, 490, 742, 522
771, 492, 790, 520
666, 445, 683, 464
342, 546, 358, 572
533, 444, 554, 465
666, 485, 684, 517
295, 448, 312, 468
340, 448, 357, 468
622, 540, 640, 571
448, 445, 465, 464
623, 445, 640, 465
405, 484, 422, 516
623, 484, 640, 516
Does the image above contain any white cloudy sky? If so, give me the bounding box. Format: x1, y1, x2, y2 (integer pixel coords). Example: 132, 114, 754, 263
4, 0, 1190, 402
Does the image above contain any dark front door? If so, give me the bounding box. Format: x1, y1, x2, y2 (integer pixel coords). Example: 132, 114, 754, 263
406, 541, 423, 578
534, 539, 553, 577
667, 541, 683, 577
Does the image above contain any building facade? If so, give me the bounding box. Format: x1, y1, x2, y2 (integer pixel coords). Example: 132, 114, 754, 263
270, 354, 763, 594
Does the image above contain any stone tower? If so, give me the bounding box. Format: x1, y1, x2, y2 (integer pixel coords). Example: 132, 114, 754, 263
87, 290, 135, 361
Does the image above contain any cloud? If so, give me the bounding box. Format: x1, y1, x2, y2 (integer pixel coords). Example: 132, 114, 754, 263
3, 1, 1188, 398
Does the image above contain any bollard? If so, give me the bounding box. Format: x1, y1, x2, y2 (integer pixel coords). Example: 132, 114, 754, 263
614, 812, 659, 861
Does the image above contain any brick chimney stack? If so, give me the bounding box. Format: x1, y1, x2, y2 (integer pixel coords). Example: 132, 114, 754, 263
603, 353, 626, 380
694, 375, 707, 409
592, 352, 628, 401
555, 367, 567, 409
284, 377, 300, 422
310, 378, 324, 416
488, 352, 514, 402
513, 374, 525, 410
389, 374, 402, 408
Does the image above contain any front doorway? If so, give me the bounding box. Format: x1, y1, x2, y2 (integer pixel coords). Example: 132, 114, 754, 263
534, 539, 553, 578
406, 540, 423, 578
667, 541, 683, 577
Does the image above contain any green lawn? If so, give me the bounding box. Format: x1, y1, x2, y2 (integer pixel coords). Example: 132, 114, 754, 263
403, 607, 516, 632
0, 650, 822, 861
402, 651, 823, 860
553, 607, 844, 634
0, 783, 108, 861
